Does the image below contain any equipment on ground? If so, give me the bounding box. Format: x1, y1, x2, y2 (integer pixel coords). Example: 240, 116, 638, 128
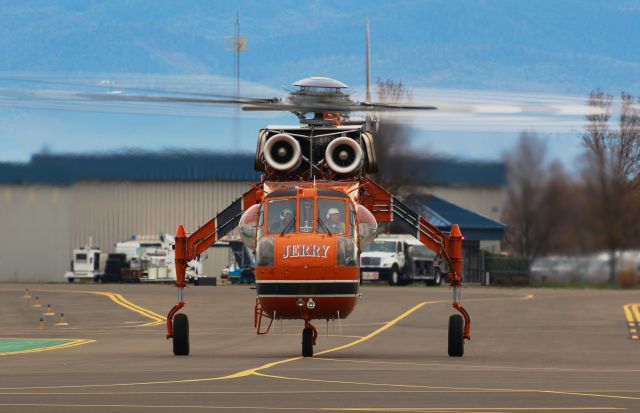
64, 238, 103, 282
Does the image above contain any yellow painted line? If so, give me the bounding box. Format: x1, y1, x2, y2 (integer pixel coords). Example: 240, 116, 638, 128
254, 371, 640, 401
632, 304, 640, 323
0, 404, 624, 411
90, 292, 165, 326
0, 339, 95, 356
311, 357, 640, 373
0, 300, 437, 390
623, 304, 634, 323
0, 287, 165, 326
0, 390, 604, 396
314, 301, 439, 356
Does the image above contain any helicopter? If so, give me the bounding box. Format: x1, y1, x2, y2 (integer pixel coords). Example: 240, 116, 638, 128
158, 76, 471, 358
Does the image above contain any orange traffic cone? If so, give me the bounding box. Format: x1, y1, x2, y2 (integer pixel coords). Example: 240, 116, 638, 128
31, 296, 42, 308
42, 304, 55, 316
55, 312, 69, 326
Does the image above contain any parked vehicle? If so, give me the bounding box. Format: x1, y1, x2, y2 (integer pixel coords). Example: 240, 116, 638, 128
64, 246, 102, 282
359, 234, 444, 286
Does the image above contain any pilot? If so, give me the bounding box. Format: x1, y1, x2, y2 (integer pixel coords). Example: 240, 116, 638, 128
326, 208, 345, 234
271, 208, 295, 234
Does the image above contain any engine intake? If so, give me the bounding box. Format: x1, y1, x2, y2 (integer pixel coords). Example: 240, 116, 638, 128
263, 133, 302, 172
325, 137, 363, 175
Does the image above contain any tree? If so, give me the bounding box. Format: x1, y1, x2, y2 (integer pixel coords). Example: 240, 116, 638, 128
581, 90, 640, 283
373, 78, 423, 196
501, 132, 573, 263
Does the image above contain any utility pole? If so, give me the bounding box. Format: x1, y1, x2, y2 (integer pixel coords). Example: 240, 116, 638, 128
365, 17, 372, 104
225, 11, 247, 99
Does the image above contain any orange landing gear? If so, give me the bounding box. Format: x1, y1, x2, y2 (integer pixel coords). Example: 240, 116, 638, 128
447, 224, 471, 357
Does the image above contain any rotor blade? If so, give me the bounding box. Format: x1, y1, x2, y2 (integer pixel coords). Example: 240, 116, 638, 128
242, 101, 437, 113
0, 72, 283, 101
78, 92, 276, 105
359, 102, 437, 111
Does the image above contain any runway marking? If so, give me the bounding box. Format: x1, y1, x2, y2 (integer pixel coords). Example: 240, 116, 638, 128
314, 301, 438, 356
90, 292, 165, 326
2, 290, 637, 405
0, 338, 95, 356
622, 303, 640, 340
1, 287, 166, 327
0, 300, 437, 390
311, 357, 640, 373
253, 372, 640, 401
0, 404, 625, 411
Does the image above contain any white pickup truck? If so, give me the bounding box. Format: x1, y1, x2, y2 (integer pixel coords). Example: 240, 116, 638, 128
359, 234, 445, 286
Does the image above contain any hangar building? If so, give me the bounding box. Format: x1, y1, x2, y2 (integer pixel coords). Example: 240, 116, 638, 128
0, 152, 505, 282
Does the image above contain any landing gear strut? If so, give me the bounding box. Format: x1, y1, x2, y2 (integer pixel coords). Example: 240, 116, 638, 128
446, 224, 471, 357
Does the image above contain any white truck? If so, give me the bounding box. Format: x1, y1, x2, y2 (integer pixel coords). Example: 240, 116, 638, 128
359, 234, 445, 286
64, 246, 103, 282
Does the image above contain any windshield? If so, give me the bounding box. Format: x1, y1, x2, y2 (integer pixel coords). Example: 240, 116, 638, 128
317, 198, 346, 235
299, 198, 314, 233
362, 241, 396, 253
267, 198, 296, 234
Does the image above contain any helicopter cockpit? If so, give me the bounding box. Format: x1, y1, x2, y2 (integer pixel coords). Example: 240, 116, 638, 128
261, 189, 355, 237
239, 187, 366, 268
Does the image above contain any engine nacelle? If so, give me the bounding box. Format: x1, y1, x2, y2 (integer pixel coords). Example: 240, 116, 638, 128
263, 133, 302, 172
325, 137, 363, 175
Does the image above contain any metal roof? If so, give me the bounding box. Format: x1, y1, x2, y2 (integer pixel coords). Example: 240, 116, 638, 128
292, 77, 348, 88
405, 194, 506, 241
0, 152, 505, 188
0, 152, 261, 185
380, 157, 506, 188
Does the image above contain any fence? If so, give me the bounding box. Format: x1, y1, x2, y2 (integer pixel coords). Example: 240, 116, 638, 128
483, 253, 530, 286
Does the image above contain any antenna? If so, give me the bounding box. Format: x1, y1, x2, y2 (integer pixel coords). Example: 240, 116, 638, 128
365, 17, 372, 104
225, 11, 247, 99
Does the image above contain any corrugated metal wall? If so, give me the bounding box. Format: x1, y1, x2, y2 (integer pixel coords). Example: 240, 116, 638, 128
0, 181, 248, 282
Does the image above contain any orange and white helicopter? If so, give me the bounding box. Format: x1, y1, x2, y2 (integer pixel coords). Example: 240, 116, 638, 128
162, 76, 471, 358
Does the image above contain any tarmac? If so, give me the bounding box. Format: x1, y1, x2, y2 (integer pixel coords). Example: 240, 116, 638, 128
0, 282, 639, 412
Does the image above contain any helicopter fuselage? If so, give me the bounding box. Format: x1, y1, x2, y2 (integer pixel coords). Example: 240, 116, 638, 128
252, 181, 362, 321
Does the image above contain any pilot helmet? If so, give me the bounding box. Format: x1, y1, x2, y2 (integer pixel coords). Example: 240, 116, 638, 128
326, 208, 340, 219
280, 208, 294, 220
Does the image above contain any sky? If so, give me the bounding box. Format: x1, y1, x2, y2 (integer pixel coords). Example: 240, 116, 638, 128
1, 0, 639, 170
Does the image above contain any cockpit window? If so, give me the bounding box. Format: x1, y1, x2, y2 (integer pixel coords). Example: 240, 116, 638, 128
317, 199, 346, 235
299, 198, 314, 233
267, 199, 296, 234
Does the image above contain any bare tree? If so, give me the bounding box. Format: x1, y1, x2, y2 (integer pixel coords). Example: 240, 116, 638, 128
373, 78, 423, 195
581, 90, 640, 283
502, 133, 574, 264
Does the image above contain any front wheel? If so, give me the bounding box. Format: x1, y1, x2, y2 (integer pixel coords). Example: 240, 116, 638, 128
448, 314, 464, 357
426, 270, 442, 286
173, 313, 190, 356
388, 267, 400, 286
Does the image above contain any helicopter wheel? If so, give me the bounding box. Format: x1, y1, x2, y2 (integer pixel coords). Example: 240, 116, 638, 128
302, 327, 314, 357
448, 314, 464, 357
173, 313, 190, 356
